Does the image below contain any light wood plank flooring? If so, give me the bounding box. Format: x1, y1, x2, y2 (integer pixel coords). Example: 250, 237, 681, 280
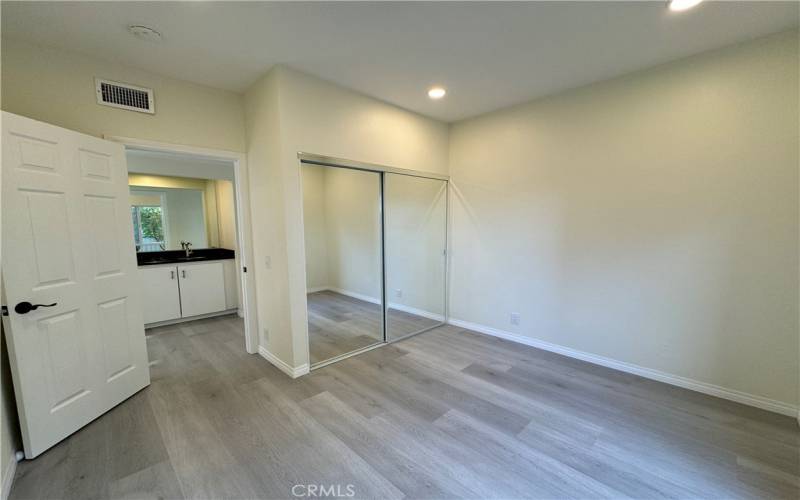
9, 314, 799, 499
307, 290, 439, 364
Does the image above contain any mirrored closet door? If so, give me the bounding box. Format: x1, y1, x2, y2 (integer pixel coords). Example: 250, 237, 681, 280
301, 157, 448, 368
384, 173, 447, 341
302, 163, 384, 366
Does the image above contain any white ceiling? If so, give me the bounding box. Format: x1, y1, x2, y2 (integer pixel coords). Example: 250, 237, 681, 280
2, 1, 797, 122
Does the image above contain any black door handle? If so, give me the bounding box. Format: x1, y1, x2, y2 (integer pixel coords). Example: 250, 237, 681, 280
14, 301, 57, 314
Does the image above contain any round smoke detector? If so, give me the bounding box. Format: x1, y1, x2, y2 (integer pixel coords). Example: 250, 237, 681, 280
127, 25, 162, 43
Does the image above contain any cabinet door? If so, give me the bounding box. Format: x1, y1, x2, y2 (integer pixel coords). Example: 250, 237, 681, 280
139, 266, 181, 324
178, 262, 227, 318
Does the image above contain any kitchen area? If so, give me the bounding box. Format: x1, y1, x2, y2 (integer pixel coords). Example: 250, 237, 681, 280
127, 149, 242, 328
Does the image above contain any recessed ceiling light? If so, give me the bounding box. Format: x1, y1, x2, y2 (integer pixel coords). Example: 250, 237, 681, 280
428, 87, 446, 99
128, 25, 162, 43
668, 0, 703, 12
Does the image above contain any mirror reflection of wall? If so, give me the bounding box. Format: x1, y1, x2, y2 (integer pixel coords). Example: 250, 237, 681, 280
126, 149, 238, 253
302, 164, 383, 365
384, 174, 447, 341
301, 160, 450, 367
129, 183, 207, 251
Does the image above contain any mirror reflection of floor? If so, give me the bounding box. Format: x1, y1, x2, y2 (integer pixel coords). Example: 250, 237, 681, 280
386, 306, 440, 340
307, 290, 440, 365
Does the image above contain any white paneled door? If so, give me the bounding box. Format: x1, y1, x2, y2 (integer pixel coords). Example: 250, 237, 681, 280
1, 112, 150, 458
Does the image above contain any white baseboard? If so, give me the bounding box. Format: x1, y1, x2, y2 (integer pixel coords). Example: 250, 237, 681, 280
328, 287, 381, 305
387, 302, 445, 322
311, 287, 444, 321
2, 452, 17, 500
258, 346, 309, 378
144, 308, 239, 329
448, 318, 798, 417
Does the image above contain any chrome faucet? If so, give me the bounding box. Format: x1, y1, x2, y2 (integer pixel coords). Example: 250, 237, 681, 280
184, 242, 193, 257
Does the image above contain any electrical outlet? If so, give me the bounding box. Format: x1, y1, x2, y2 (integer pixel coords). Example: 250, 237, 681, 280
394, 289, 403, 299
510, 312, 521, 326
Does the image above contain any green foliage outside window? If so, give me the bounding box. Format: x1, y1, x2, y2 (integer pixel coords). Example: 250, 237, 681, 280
139, 207, 164, 242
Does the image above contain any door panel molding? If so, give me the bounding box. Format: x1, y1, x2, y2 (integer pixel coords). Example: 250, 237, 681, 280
2, 112, 150, 458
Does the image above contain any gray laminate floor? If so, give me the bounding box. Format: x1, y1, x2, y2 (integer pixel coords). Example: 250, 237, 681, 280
307, 290, 439, 365
9, 314, 799, 499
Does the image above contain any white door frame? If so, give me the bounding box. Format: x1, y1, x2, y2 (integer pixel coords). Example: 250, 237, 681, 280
105, 136, 259, 354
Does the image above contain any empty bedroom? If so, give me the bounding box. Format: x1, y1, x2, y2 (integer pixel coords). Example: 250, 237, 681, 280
0, 1, 797, 499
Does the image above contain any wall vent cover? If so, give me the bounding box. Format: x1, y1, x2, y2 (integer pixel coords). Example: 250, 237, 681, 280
95, 78, 155, 114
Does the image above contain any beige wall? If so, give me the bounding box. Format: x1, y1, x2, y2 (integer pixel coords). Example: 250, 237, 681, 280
245, 66, 450, 368
244, 69, 294, 363
302, 165, 331, 291
385, 174, 448, 318
1, 324, 21, 491
130, 186, 207, 250
214, 179, 242, 312
129, 193, 162, 206
1, 38, 245, 152
165, 190, 207, 250
302, 165, 384, 300
129, 174, 238, 251
278, 68, 449, 177
215, 180, 238, 250
0, 170, 17, 478
279, 67, 450, 368
301, 166, 448, 320
302, 164, 384, 300
2, 27, 795, 421
204, 182, 220, 248
324, 167, 382, 299
1, 39, 247, 478
128, 174, 208, 190
448, 30, 799, 408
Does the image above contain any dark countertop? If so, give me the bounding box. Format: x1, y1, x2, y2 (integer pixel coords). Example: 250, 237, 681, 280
137, 248, 235, 266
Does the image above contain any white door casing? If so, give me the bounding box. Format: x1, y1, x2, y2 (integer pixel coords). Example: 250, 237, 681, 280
1, 112, 150, 458
139, 265, 181, 324
177, 261, 227, 318
106, 136, 257, 355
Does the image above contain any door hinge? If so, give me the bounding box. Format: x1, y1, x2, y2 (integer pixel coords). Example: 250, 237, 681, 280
1, 306, 8, 317
242, 266, 247, 273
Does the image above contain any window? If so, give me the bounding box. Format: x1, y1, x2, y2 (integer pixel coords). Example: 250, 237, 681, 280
131, 205, 166, 251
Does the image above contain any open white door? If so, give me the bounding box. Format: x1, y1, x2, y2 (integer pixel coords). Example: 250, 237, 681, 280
1, 112, 150, 458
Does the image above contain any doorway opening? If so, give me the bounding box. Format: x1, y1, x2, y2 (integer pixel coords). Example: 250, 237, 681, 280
110, 137, 258, 355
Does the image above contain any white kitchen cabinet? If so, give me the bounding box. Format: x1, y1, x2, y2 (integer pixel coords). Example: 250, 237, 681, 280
139, 265, 182, 324
139, 259, 236, 326
177, 261, 227, 318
